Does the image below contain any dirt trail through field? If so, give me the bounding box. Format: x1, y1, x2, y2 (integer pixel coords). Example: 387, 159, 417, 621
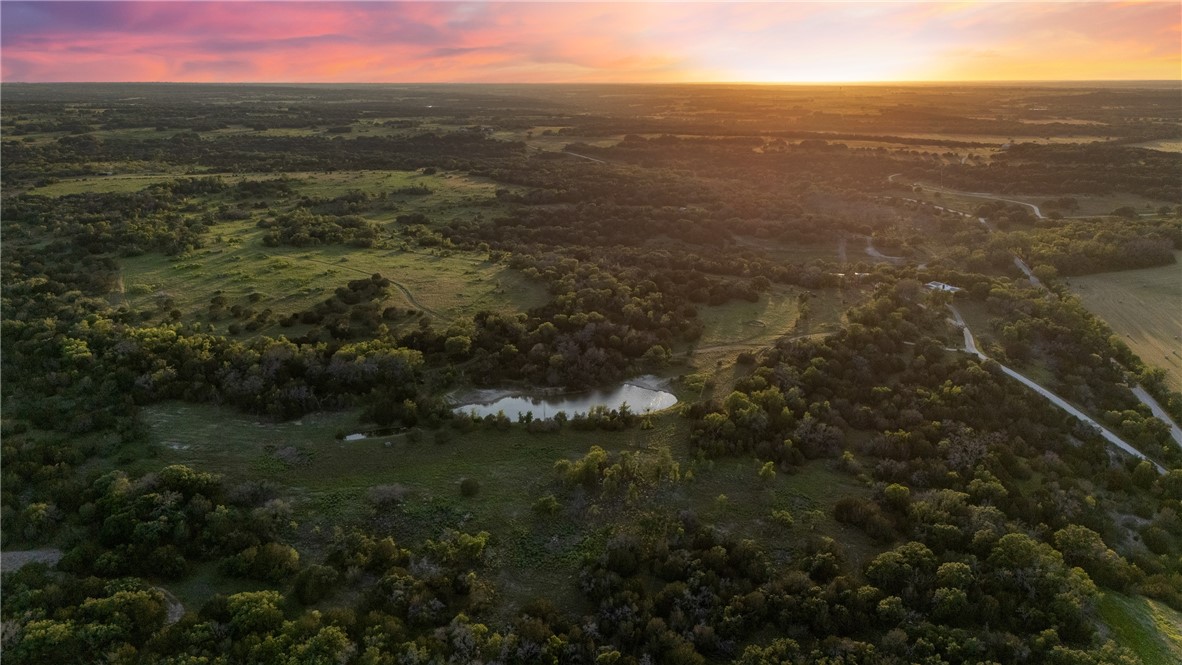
692, 332, 834, 354
864, 237, 904, 262
563, 151, 607, 164
298, 256, 447, 320
887, 173, 1044, 219
109, 271, 128, 306
157, 587, 186, 625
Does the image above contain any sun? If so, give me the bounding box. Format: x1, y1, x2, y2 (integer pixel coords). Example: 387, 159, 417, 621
713, 54, 927, 84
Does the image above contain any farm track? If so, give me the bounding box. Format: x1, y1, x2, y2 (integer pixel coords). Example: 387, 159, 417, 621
158, 587, 186, 625
691, 332, 834, 354
887, 175, 1049, 291
886, 173, 1045, 218
864, 236, 904, 262
949, 305, 1166, 473
563, 151, 607, 164
298, 255, 448, 320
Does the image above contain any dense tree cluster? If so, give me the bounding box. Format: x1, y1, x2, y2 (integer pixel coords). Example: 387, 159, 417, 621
258, 208, 381, 247
3, 182, 223, 256
1006, 218, 1181, 275
2, 131, 527, 188
909, 144, 1182, 202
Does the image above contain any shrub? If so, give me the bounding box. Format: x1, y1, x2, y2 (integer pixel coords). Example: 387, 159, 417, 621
460, 478, 480, 497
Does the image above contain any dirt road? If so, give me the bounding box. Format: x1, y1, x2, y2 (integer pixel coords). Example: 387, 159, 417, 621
1131, 385, 1182, 450
948, 305, 1165, 473
1, 548, 63, 572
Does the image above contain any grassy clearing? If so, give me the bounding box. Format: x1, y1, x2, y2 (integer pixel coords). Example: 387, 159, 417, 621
693, 286, 802, 349
671, 456, 880, 568
142, 401, 683, 496
117, 217, 547, 332
679, 287, 851, 397
1098, 593, 1182, 665
119, 242, 546, 330
27, 169, 510, 226
139, 400, 877, 610
278, 169, 505, 217
25, 173, 189, 196
1069, 255, 1182, 391
686, 285, 854, 351
139, 401, 681, 609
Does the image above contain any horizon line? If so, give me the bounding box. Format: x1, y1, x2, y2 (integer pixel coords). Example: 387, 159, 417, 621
5, 79, 1181, 86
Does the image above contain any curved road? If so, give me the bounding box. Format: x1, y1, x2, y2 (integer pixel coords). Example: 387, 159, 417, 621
1131, 385, 1182, 450
864, 236, 904, 262
1012, 256, 1044, 289
948, 305, 1166, 473
893, 173, 1169, 467
887, 176, 1045, 289
886, 173, 1044, 218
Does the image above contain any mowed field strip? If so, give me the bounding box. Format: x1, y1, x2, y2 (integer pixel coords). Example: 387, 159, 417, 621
1069, 254, 1182, 391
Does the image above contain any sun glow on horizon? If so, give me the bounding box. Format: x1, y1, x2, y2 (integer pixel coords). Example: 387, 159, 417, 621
1, 1, 1178, 84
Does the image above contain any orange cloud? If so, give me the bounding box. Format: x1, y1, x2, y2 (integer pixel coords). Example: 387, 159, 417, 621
1, 2, 1178, 83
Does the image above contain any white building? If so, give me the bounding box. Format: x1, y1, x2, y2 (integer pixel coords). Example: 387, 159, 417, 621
925, 281, 962, 293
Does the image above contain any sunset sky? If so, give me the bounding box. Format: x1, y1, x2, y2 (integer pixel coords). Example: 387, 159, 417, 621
2, 1, 1179, 83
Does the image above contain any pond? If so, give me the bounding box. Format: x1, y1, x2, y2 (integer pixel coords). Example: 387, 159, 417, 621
452, 376, 678, 420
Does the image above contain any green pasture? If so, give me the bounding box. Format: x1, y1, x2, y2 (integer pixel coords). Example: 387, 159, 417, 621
1098, 593, 1182, 665
672, 455, 879, 566
680, 287, 849, 394
117, 237, 546, 332
106, 171, 545, 332
692, 285, 803, 349
140, 399, 878, 611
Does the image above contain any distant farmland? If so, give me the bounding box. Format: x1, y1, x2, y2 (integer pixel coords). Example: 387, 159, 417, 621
1070, 254, 1182, 391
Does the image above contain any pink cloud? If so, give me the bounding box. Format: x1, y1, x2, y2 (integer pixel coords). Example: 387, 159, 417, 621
1, 2, 1178, 82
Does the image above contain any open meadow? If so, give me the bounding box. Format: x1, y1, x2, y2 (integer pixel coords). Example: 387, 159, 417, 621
1098, 593, 1182, 665
137, 400, 876, 613
1070, 255, 1182, 391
